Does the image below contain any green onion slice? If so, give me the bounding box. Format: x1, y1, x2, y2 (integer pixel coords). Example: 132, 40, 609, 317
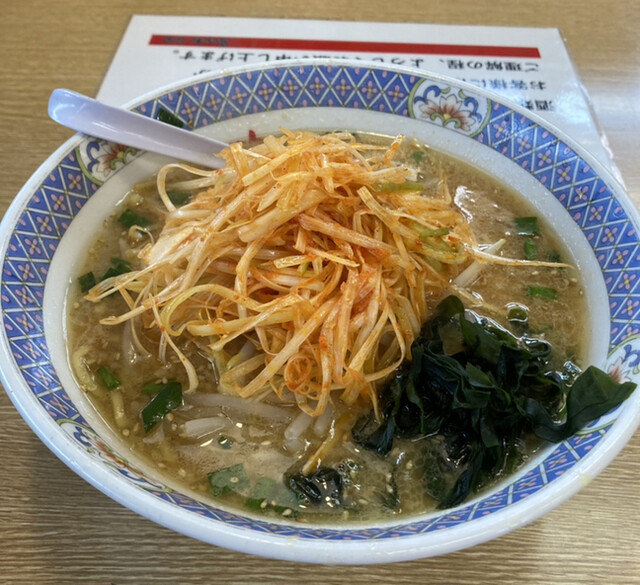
78, 272, 96, 293
507, 305, 529, 323
524, 238, 538, 260
515, 216, 540, 236
527, 285, 558, 300
141, 379, 178, 395
118, 209, 151, 228
208, 463, 250, 497
411, 150, 426, 163
167, 191, 194, 206
101, 257, 132, 281
96, 365, 120, 390
548, 251, 562, 263
418, 227, 450, 239
141, 381, 183, 432
374, 181, 424, 193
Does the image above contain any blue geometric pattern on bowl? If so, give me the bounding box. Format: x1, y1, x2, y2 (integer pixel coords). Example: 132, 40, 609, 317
2, 62, 639, 540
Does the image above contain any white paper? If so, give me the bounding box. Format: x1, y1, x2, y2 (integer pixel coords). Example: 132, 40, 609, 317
98, 15, 616, 174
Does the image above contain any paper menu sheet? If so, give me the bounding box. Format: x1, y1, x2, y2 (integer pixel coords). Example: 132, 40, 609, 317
98, 15, 616, 174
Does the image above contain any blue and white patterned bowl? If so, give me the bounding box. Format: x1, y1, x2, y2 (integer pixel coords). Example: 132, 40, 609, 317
2, 59, 640, 564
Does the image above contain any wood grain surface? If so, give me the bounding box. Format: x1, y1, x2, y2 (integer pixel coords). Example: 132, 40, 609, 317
1, 1, 639, 583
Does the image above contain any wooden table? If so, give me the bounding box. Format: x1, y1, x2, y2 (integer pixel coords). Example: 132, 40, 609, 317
1, 1, 639, 583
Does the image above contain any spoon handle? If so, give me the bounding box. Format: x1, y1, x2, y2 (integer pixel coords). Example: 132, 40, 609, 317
48, 89, 227, 168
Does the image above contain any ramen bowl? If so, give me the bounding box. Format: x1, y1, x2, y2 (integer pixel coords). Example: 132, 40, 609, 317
1, 59, 639, 564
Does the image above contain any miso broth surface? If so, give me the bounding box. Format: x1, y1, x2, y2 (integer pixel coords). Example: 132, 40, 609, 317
67, 136, 587, 523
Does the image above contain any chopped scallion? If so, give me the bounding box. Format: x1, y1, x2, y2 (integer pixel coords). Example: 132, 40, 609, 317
423, 256, 445, 274
101, 257, 132, 281
141, 381, 182, 432
524, 238, 538, 260
418, 227, 450, 238
507, 305, 529, 333
411, 150, 426, 163
515, 216, 540, 236
96, 365, 120, 390
374, 181, 424, 193
527, 285, 558, 300
118, 208, 151, 228
78, 272, 96, 293
141, 379, 177, 395
167, 190, 193, 206
507, 305, 529, 323
548, 251, 562, 263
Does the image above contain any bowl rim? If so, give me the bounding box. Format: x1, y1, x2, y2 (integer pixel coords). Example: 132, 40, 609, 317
1, 57, 639, 564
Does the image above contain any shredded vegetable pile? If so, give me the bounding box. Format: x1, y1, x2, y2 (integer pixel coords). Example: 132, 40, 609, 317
87, 130, 483, 417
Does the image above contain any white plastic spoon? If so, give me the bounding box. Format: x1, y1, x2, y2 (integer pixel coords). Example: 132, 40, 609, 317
48, 89, 228, 168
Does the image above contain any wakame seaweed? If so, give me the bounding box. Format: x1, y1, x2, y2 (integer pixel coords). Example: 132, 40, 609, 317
100, 257, 132, 281
353, 295, 636, 509
287, 467, 344, 508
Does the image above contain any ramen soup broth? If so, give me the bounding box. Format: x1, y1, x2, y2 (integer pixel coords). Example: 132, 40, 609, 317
67, 133, 588, 522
